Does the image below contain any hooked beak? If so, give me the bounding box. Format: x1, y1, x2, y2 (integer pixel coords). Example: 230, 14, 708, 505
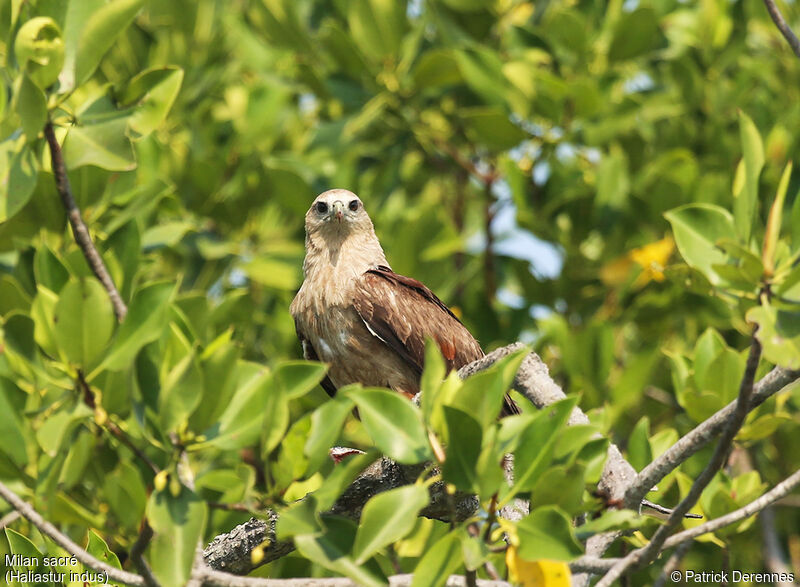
331, 200, 345, 222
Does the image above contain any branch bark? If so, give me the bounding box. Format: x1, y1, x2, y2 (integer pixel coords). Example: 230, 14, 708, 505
624, 364, 800, 508
44, 123, 128, 322
763, 0, 800, 58
594, 337, 763, 586
0, 480, 146, 586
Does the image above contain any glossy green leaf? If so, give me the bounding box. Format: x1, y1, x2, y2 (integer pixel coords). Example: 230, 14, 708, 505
441, 406, 482, 491
275, 360, 328, 399
93, 281, 173, 374
86, 530, 122, 569
410, 532, 463, 587
304, 394, 354, 474
734, 111, 764, 242
516, 506, 583, 561
763, 161, 792, 274
5, 528, 43, 566
33, 245, 69, 293
420, 338, 447, 425
345, 388, 432, 464
53, 277, 115, 367
196, 363, 272, 450
128, 67, 184, 137
353, 484, 429, 564
36, 403, 92, 456
262, 377, 289, 458
748, 306, 800, 369
146, 488, 207, 587
0, 377, 28, 466
63, 116, 136, 171
508, 397, 576, 496
295, 517, 385, 587
74, 0, 145, 86
665, 204, 735, 285
0, 137, 38, 222
14, 74, 47, 142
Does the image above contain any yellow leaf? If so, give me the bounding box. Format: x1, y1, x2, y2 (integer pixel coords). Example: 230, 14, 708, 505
506, 546, 572, 587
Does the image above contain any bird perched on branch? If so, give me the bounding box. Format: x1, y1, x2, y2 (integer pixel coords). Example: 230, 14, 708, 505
290, 189, 519, 416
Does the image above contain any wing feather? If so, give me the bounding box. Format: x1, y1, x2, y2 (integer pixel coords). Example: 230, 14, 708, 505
295, 321, 338, 397
354, 265, 520, 416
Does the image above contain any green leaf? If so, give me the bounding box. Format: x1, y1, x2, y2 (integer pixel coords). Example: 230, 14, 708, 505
93, 282, 173, 374
410, 532, 463, 587
420, 338, 446, 425
747, 306, 800, 369
0, 137, 38, 222
86, 530, 122, 569
664, 204, 735, 285
261, 376, 289, 458
33, 245, 69, 293
352, 484, 429, 564
146, 488, 207, 587
5, 528, 43, 566
103, 460, 148, 529
14, 74, 47, 142
460, 107, 526, 151
448, 348, 526, 430
127, 67, 184, 138
159, 345, 203, 433
304, 394, 354, 474
627, 417, 652, 472
74, 0, 145, 86
442, 406, 482, 492
608, 7, 665, 62
346, 0, 407, 59
196, 363, 272, 450
734, 111, 764, 243
0, 378, 28, 466
763, 161, 792, 274
596, 146, 630, 209
345, 388, 433, 464
507, 397, 576, 497
295, 517, 385, 587
14, 16, 64, 89
62, 116, 136, 171
275, 360, 328, 399
36, 403, 92, 456
516, 506, 583, 561
575, 510, 644, 539
53, 277, 115, 367
312, 450, 379, 511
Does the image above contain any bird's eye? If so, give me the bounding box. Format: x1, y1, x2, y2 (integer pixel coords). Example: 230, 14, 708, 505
348, 200, 359, 212
315, 201, 328, 214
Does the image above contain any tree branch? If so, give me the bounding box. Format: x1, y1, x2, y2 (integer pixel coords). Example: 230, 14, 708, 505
594, 337, 763, 586
44, 122, 128, 322
0, 480, 146, 587
763, 0, 800, 58
625, 364, 800, 508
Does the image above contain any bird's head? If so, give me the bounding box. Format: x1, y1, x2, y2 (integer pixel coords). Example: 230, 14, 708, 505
305, 189, 373, 239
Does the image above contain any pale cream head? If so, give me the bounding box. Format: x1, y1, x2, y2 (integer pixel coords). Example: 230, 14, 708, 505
305, 189, 373, 238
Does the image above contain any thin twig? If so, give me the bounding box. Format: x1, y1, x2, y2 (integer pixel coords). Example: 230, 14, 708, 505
653, 541, 693, 587
625, 364, 800, 508
763, 0, 800, 58
595, 338, 762, 586
573, 465, 800, 574
44, 123, 127, 322
0, 510, 21, 528
129, 521, 159, 587
0, 480, 146, 586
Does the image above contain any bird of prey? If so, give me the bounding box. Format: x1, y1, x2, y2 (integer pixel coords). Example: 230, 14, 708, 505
290, 189, 518, 416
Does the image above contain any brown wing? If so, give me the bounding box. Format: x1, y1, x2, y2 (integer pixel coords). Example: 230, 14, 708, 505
295, 322, 338, 398
353, 266, 482, 374
354, 266, 519, 416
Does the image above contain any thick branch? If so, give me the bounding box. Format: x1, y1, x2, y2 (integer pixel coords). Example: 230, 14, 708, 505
572, 465, 800, 574
625, 364, 800, 508
763, 0, 800, 58
205, 344, 644, 577
44, 123, 127, 322
595, 338, 763, 586
0, 480, 146, 586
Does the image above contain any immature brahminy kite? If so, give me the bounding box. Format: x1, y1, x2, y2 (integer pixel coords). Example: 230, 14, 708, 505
290, 189, 519, 416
